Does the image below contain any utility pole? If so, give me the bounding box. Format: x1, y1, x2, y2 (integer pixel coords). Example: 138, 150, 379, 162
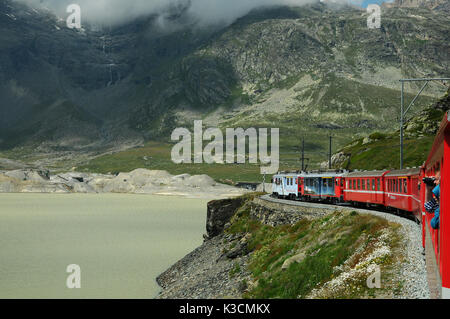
300, 137, 310, 171
301, 138, 305, 171
329, 135, 332, 170
399, 77, 450, 169
400, 81, 404, 170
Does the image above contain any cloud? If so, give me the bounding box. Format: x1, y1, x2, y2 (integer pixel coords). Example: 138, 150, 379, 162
14, 0, 324, 27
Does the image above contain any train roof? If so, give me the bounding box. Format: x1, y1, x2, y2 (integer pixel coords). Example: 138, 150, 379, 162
302, 172, 346, 178
344, 170, 387, 177
385, 167, 421, 177
274, 171, 346, 178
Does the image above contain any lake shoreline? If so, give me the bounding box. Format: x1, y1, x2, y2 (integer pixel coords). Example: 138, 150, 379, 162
0, 168, 251, 200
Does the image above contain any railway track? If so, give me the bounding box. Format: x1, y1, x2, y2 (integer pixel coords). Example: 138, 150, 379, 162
260, 194, 418, 222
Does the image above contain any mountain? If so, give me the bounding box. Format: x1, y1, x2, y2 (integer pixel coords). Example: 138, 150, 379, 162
0, 0, 449, 169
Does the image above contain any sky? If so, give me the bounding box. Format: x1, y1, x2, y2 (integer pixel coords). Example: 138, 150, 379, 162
14, 0, 394, 27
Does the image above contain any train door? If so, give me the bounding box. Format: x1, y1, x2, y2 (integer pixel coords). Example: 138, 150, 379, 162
298, 177, 304, 197
314, 178, 321, 197
335, 177, 342, 200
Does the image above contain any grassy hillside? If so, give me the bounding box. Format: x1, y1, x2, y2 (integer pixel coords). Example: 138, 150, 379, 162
226, 199, 405, 298
334, 89, 450, 170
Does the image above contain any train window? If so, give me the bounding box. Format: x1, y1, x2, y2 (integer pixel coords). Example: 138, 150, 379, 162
372, 179, 375, 191
362, 179, 365, 190
357, 179, 360, 190
394, 179, 397, 193
353, 180, 356, 189
329, 179, 333, 187
367, 179, 371, 191
377, 179, 380, 191
404, 180, 407, 194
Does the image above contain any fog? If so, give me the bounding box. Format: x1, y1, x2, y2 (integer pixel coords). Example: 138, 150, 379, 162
13, 0, 362, 27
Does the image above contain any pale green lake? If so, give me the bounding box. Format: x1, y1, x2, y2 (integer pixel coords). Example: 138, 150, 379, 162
0, 194, 208, 299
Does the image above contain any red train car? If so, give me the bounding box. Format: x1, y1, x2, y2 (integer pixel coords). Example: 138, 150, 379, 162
384, 168, 421, 220
343, 171, 388, 207
422, 112, 450, 299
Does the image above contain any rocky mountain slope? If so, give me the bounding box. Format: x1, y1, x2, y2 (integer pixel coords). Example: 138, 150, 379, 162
0, 0, 449, 169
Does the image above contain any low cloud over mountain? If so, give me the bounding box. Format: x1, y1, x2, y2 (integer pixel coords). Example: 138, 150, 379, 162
14, 0, 322, 27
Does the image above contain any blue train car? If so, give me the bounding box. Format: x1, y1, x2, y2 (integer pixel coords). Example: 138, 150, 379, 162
300, 172, 346, 202
272, 172, 301, 199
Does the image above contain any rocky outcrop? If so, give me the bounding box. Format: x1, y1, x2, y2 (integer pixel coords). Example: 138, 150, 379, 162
206, 197, 247, 238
